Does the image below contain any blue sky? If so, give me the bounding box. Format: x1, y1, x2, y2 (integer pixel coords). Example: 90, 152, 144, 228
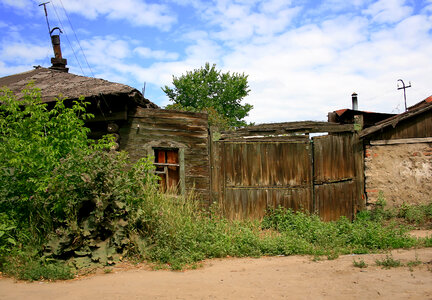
1, 0, 431, 123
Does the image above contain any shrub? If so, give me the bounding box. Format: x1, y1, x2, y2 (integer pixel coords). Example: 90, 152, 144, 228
0, 87, 114, 241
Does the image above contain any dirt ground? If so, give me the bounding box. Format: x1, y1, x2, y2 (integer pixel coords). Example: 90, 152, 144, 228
1, 234, 432, 300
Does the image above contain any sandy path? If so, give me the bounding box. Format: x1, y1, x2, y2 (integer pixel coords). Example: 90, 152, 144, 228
1, 247, 432, 300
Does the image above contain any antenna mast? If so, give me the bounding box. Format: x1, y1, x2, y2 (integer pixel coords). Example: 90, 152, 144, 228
142, 82, 146, 97
39, 2, 51, 35
397, 79, 411, 112
39, 1, 68, 72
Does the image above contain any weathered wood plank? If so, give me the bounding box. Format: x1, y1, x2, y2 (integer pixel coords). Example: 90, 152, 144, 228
220, 135, 309, 142
130, 118, 207, 132
221, 121, 354, 139
370, 137, 432, 145
313, 134, 355, 183
133, 107, 208, 120
315, 181, 354, 221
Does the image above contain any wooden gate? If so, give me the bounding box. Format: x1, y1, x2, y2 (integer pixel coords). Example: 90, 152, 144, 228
211, 138, 313, 219
313, 133, 363, 221
210, 122, 364, 221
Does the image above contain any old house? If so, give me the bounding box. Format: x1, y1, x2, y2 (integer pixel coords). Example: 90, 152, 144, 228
0, 65, 211, 205
359, 96, 432, 208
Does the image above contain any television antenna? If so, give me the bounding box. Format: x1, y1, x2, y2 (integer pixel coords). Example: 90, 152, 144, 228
397, 79, 411, 112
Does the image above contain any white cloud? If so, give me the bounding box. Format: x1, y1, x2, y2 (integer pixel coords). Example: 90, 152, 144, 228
0, 42, 51, 64
134, 47, 179, 60
363, 0, 413, 23
317, 0, 371, 12
58, 0, 176, 31
0, 61, 36, 78
203, 0, 301, 42
0, 0, 32, 9
78, 36, 131, 62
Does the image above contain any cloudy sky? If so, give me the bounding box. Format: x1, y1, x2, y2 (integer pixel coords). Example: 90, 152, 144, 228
1, 0, 431, 123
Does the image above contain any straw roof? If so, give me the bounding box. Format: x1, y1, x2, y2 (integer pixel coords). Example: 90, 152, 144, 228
0, 66, 157, 108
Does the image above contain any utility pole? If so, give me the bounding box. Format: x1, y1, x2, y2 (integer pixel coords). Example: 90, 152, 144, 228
397, 79, 411, 112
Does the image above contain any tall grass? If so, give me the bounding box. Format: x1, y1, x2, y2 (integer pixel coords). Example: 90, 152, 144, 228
127, 195, 426, 269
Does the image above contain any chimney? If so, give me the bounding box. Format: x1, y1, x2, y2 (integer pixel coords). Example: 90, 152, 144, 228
351, 92, 358, 111
49, 28, 68, 72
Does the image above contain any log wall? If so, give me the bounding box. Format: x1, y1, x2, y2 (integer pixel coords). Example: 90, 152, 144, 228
119, 108, 211, 205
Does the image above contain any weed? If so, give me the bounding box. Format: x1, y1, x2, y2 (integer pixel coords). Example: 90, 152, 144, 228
2, 254, 73, 281
327, 252, 339, 260
375, 255, 402, 269
398, 202, 432, 226
312, 256, 322, 262
353, 259, 368, 268
424, 236, 432, 247
406, 254, 422, 271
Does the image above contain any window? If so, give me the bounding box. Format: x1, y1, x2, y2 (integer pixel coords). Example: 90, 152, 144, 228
153, 148, 180, 193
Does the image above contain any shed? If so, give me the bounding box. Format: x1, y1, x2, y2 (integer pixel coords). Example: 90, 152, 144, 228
359, 97, 432, 207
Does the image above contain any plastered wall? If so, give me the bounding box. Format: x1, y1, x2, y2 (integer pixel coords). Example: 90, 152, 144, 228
365, 142, 432, 207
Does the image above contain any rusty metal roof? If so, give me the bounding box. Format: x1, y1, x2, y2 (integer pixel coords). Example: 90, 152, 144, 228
359, 96, 432, 138
407, 95, 432, 111
0, 66, 157, 108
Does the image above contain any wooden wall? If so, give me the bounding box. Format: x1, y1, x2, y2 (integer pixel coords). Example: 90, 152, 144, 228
119, 108, 211, 205
364, 110, 432, 141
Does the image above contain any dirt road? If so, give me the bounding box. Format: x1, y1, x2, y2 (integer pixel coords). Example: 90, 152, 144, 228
1, 247, 432, 300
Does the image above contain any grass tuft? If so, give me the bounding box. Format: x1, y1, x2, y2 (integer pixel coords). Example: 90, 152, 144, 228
375, 255, 402, 269
353, 259, 368, 268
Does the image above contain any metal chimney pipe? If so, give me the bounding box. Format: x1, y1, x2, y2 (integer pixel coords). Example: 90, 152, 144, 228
51, 34, 63, 59
352, 92, 358, 110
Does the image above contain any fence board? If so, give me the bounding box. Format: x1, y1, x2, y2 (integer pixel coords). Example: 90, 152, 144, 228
315, 181, 354, 221
211, 131, 364, 221
217, 141, 313, 219
313, 134, 355, 184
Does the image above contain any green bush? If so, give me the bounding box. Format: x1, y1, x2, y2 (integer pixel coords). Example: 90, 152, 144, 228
0, 87, 114, 241
0, 213, 17, 263
0, 87, 160, 276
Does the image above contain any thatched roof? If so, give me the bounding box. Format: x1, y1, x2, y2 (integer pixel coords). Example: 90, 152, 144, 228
0, 66, 157, 108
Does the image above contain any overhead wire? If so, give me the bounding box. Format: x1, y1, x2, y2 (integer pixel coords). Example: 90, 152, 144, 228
57, 0, 95, 78
50, 1, 86, 76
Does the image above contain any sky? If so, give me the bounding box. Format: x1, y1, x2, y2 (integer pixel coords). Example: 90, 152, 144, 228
0, 0, 431, 124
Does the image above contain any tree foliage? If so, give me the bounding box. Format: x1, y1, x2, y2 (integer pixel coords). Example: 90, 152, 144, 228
0, 87, 115, 236
162, 63, 252, 129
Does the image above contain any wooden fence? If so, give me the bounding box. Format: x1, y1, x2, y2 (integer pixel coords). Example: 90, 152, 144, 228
210, 122, 364, 221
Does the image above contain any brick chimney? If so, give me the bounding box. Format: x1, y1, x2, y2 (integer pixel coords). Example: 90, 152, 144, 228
49, 28, 68, 72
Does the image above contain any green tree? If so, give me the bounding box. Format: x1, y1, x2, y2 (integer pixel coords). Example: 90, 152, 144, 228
162, 63, 253, 129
